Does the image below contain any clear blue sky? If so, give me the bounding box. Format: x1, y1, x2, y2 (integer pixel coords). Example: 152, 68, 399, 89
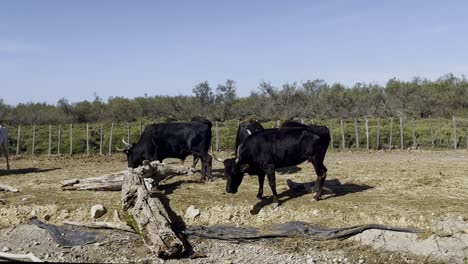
1, 0, 467, 105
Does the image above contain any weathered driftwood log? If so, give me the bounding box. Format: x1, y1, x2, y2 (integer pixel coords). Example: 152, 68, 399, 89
61, 161, 194, 191
0, 252, 42, 262
0, 183, 18, 192
121, 160, 187, 259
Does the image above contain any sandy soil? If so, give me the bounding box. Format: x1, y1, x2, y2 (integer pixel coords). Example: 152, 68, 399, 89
0, 150, 467, 263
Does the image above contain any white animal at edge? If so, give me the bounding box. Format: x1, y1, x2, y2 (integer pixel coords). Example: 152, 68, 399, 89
0, 124, 10, 171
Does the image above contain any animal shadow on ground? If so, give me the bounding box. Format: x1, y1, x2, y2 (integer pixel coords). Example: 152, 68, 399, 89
0, 168, 60, 177
155, 193, 194, 258
250, 178, 373, 215
158, 179, 202, 195
276, 165, 302, 174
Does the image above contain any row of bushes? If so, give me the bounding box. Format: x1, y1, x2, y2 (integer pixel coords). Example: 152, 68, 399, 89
3, 118, 468, 156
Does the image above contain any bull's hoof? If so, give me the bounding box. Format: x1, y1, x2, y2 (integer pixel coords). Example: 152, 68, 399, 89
271, 202, 280, 209
256, 194, 263, 200
313, 195, 321, 201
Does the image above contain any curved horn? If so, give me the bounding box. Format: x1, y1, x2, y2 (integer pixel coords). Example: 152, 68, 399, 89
235, 144, 242, 163
116, 146, 126, 152
211, 144, 225, 163
122, 137, 131, 147
246, 129, 252, 135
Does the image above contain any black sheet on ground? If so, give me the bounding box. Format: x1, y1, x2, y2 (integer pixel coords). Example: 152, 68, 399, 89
30, 217, 104, 247
185, 221, 420, 242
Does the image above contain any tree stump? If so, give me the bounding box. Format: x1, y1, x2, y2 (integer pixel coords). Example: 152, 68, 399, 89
121, 160, 187, 259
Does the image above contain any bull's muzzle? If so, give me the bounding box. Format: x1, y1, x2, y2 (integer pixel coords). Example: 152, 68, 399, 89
226, 187, 238, 194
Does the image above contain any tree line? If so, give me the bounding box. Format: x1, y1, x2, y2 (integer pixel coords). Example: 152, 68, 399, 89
1, 73, 468, 125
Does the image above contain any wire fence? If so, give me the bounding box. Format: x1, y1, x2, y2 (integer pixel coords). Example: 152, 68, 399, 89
2, 117, 468, 156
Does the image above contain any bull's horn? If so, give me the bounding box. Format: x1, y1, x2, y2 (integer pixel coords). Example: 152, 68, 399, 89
235, 145, 241, 163
246, 129, 252, 135
116, 146, 126, 152
211, 144, 225, 163
122, 137, 131, 147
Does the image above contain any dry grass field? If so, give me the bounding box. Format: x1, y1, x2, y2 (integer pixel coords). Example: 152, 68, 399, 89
0, 150, 467, 263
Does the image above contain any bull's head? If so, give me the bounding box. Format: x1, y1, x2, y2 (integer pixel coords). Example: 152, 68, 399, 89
116, 138, 142, 168
223, 158, 244, 194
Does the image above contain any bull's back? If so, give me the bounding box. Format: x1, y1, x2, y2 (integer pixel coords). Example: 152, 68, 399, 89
241, 128, 320, 168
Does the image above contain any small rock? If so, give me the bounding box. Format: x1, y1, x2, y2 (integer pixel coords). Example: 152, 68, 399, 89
33, 241, 40, 246
21, 197, 28, 202
91, 204, 107, 219
185, 205, 200, 219
358, 259, 365, 264
30, 209, 36, 217
2, 247, 11, 252
44, 214, 52, 221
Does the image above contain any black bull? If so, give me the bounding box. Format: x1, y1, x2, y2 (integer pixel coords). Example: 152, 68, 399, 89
122, 121, 213, 181
223, 126, 330, 207
234, 121, 264, 153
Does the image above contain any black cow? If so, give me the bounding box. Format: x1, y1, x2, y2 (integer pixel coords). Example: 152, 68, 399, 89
234, 121, 264, 154
121, 120, 213, 181
223, 126, 330, 207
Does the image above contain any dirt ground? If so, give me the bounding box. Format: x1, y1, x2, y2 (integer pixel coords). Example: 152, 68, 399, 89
0, 150, 467, 263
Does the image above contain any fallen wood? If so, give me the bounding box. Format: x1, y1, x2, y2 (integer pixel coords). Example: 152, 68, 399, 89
63, 221, 135, 233
0, 184, 18, 192
0, 252, 43, 262
61, 161, 194, 191
122, 160, 187, 259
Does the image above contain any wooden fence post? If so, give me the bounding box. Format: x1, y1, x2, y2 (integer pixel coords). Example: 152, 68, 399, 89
341, 119, 345, 149
438, 118, 443, 146
412, 121, 417, 147
400, 117, 404, 150
108, 122, 114, 155
452, 116, 457, 150
100, 124, 103, 155
139, 122, 143, 138
57, 125, 61, 156
215, 121, 219, 151
376, 118, 380, 150
86, 124, 89, 155
16, 125, 20, 155
237, 119, 240, 129
277, 120, 280, 128
31, 124, 36, 155
354, 119, 359, 149
429, 117, 434, 148
329, 120, 334, 149
69, 124, 73, 155
127, 122, 130, 144
365, 119, 369, 151
389, 117, 393, 147
301, 118, 304, 124
48, 125, 52, 156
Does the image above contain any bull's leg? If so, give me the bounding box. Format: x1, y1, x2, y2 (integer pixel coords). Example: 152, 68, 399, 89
256, 172, 265, 200
192, 156, 199, 169
310, 155, 328, 201
205, 154, 212, 181
5, 142, 9, 171
265, 166, 279, 208
198, 153, 212, 182
2, 142, 9, 171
